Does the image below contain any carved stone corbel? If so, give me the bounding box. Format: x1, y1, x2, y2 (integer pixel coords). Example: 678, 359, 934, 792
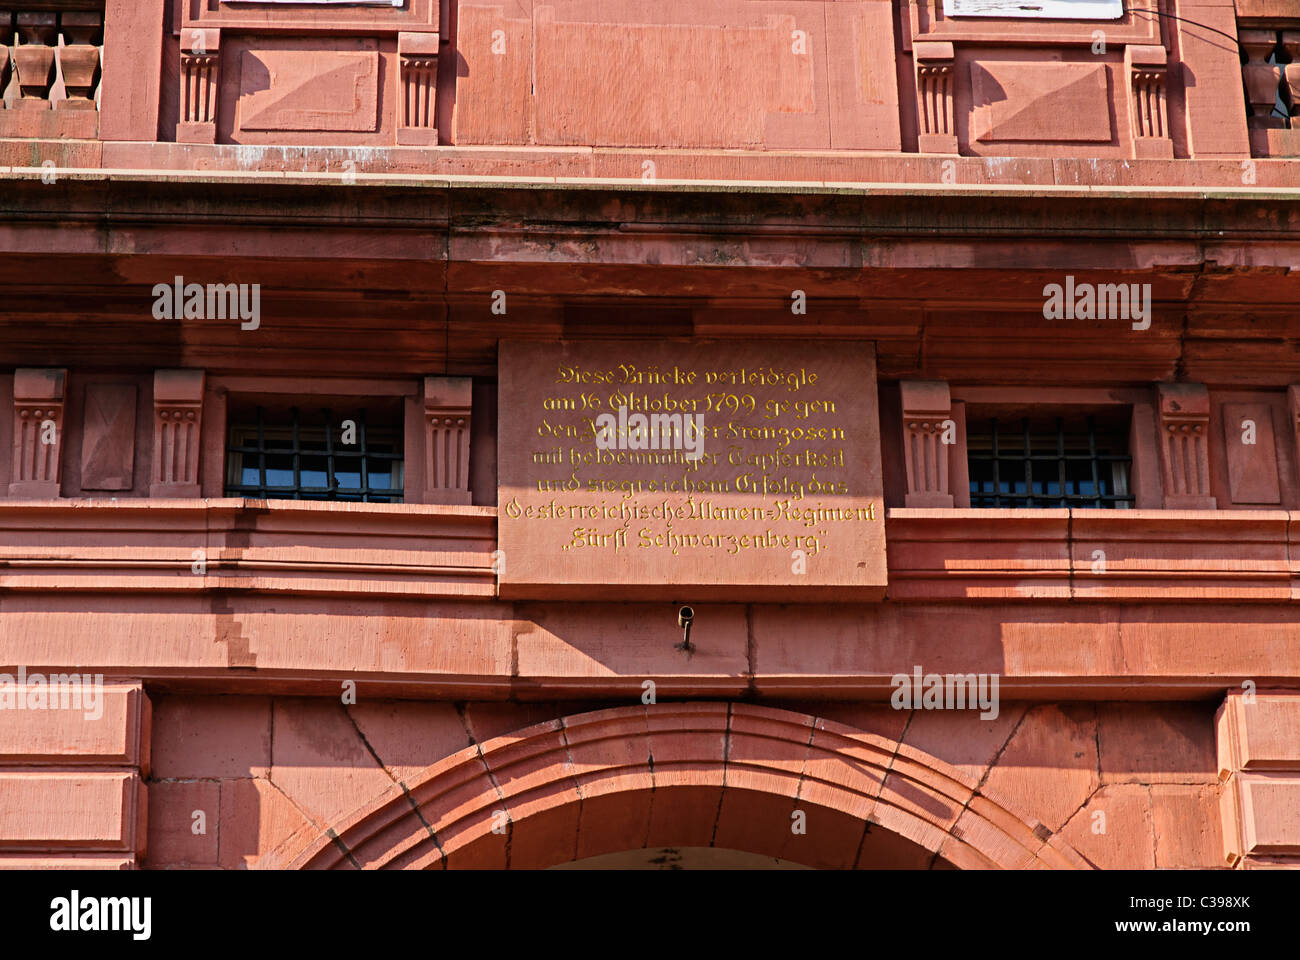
900, 380, 955, 508
9, 368, 66, 498
423, 376, 472, 505
915, 42, 957, 155
1157, 383, 1215, 509
1126, 45, 1173, 159
178, 29, 220, 143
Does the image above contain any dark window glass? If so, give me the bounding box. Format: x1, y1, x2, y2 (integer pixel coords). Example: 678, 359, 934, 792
225, 406, 403, 503
967, 414, 1132, 509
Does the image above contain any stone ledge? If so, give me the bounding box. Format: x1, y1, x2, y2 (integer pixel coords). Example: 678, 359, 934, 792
1, 142, 1297, 191
886, 509, 1300, 602
0, 499, 499, 600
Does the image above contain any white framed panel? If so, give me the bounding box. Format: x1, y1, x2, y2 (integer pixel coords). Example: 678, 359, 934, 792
943, 0, 1124, 18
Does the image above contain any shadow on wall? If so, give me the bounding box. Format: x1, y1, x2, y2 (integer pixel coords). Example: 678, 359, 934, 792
143, 695, 1219, 869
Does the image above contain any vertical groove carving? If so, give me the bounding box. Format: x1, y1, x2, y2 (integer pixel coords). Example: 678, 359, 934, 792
1127, 45, 1172, 159
1157, 383, 1215, 509
398, 32, 438, 145
901, 380, 954, 509
178, 30, 219, 144
423, 377, 472, 505
914, 42, 956, 154
151, 370, 204, 498
9, 368, 66, 498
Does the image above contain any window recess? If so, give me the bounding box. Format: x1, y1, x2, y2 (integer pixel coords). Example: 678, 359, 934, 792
966, 412, 1133, 509
224, 402, 404, 503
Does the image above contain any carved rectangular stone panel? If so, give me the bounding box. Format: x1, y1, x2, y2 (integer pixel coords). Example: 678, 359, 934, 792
237, 43, 380, 133
0, 772, 146, 854
423, 376, 472, 506
1157, 383, 1215, 509
1222, 402, 1281, 505
1238, 777, 1300, 856
9, 368, 66, 499
0, 681, 151, 769
497, 340, 886, 601
970, 60, 1112, 144
532, 14, 818, 150
900, 380, 954, 508
80, 383, 137, 492
151, 370, 204, 498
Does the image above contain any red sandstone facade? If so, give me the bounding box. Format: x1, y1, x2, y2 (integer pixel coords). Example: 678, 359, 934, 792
1, 0, 1300, 871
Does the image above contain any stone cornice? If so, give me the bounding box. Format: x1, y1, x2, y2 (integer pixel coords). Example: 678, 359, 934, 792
1, 167, 1300, 241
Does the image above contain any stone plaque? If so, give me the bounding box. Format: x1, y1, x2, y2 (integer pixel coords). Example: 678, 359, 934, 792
498, 340, 886, 601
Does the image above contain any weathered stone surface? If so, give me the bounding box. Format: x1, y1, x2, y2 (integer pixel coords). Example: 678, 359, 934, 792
150, 696, 271, 780
980, 705, 1100, 833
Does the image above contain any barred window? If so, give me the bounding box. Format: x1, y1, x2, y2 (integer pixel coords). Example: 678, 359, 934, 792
967, 413, 1132, 508
225, 404, 404, 502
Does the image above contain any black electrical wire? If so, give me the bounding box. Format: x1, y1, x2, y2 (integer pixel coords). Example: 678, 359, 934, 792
1121, 5, 1247, 47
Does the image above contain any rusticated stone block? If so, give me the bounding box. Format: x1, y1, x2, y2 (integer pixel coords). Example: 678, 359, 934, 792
0, 680, 150, 769
149, 696, 270, 780
0, 772, 146, 854
1225, 693, 1300, 770
146, 780, 219, 867
1238, 776, 1300, 856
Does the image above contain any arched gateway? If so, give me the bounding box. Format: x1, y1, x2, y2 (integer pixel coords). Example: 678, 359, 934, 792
284, 703, 1091, 870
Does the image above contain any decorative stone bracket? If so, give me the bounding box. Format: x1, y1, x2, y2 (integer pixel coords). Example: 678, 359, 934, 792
9, 367, 66, 498
914, 41, 957, 155
1240, 29, 1300, 157
398, 32, 438, 145
10, 13, 57, 110
1157, 383, 1215, 509
423, 376, 471, 505
57, 12, 103, 110
178, 28, 220, 144
151, 369, 205, 498
900, 380, 955, 508
1126, 44, 1173, 159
